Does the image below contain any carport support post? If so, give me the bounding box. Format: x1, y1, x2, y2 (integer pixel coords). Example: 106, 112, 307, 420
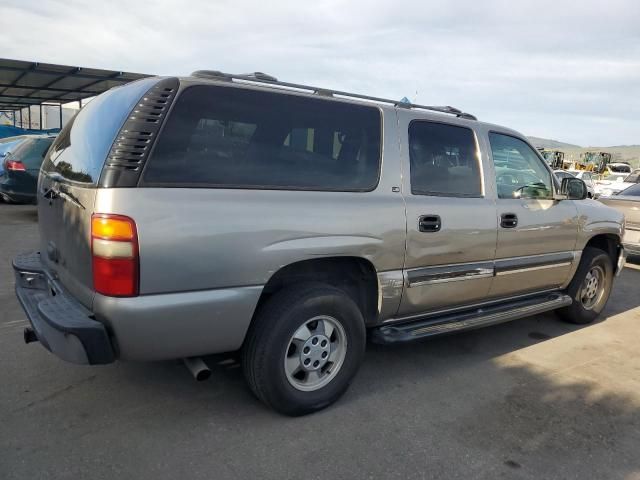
58, 104, 62, 129
27, 106, 31, 130
18, 109, 22, 129
12, 111, 16, 127
39, 105, 43, 131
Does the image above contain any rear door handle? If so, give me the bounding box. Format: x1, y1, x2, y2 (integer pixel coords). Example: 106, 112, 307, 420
500, 213, 518, 228
419, 215, 441, 232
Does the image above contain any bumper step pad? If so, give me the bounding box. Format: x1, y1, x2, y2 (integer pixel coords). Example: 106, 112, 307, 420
14, 252, 115, 365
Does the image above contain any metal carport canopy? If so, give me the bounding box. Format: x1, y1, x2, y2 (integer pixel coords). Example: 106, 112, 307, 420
0, 58, 150, 111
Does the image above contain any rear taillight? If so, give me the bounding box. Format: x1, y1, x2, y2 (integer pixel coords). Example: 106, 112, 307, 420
91, 214, 139, 297
5, 159, 26, 171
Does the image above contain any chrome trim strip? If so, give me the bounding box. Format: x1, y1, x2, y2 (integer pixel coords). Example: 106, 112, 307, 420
495, 262, 572, 276
407, 262, 494, 287
494, 251, 575, 274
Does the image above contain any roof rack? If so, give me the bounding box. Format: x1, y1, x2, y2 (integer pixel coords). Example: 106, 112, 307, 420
190, 70, 477, 120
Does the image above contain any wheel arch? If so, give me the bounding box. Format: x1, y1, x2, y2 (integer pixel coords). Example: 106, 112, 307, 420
584, 233, 622, 271
253, 256, 380, 326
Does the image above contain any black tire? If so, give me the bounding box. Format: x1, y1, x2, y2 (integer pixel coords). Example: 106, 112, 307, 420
557, 247, 614, 324
242, 283, 366, 416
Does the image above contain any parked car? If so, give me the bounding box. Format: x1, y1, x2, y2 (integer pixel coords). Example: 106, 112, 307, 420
14, 73, 625, 415
596, 169, 640, 197
0, 135, 55, 203
599, 183, 640, 256
554, 170, 597, 198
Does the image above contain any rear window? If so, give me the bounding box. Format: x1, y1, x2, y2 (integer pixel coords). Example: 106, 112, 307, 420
9, 137, 54, 168
142, 85, 382, 191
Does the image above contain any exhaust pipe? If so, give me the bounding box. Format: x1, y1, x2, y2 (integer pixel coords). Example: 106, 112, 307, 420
24, 327, 38, 344
183, 357, 211, 381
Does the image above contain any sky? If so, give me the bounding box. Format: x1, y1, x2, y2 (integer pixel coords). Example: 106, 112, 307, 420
1, 0, 639, 146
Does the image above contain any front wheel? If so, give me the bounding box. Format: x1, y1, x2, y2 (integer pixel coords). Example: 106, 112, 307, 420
557, 247, 614, 324
242, 283, 366, 416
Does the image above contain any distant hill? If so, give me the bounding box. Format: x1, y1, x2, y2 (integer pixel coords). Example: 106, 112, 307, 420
526, 136, 640, 168
527, 136, 581, 149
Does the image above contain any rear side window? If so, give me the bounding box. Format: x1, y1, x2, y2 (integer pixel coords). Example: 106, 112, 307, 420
41, 77, 165, 184
142, 86, 382, 191
408, 121, 482, 197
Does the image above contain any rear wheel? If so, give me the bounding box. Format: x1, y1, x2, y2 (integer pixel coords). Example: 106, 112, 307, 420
242, 283, 366, 416
557, 247, 613, 324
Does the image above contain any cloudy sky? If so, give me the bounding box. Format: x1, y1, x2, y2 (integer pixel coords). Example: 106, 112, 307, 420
2, 0, 639, 146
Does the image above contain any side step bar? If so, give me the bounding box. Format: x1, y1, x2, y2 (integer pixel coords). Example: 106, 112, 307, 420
372, 292, 572, 344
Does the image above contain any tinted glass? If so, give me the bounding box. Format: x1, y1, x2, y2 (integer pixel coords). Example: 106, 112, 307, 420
489, 133, 553, 199
143, 86, 381, 191
620, 184, 640, 196
408, 122, 481, 197
11, 138, 54, 168
41, 77, 162, 184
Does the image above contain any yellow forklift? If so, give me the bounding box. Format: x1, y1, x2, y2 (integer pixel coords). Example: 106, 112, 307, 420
538, 149, 566, 170
578, 152, 612, 174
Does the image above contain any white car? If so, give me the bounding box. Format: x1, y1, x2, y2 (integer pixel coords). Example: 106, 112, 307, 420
596, 170, 640, 197
554, 170, 597, 198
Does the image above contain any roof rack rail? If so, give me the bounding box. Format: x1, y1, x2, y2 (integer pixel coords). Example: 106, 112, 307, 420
189, 70, 477, 120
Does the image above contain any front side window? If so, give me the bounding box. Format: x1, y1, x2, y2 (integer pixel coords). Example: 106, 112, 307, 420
143, 86, 382, 191
489, 132, 553, 200
408, 121, 482, 197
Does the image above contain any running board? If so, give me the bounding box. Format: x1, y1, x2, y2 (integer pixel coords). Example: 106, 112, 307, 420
371, 292, 572, 344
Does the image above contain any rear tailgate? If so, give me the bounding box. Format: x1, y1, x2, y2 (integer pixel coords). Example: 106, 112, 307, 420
38, 77, 166, 309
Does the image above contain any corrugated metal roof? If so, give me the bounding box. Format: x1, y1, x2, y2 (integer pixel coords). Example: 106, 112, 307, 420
0, 58, 150, 111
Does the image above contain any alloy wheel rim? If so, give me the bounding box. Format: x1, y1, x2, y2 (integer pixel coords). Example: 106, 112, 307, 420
284, 315, 347, 392
580, 265, 605, 310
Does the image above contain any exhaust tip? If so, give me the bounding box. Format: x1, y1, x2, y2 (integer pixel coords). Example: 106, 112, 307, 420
183, 357, 211, 381
195, 368, 211, 382
23, 327, 38, 344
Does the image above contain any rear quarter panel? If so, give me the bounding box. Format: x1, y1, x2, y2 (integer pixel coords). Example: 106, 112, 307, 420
93, 106, 406, 297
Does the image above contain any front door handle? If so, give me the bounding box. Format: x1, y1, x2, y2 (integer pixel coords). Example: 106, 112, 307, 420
419, 215, 441, 232
500, 213, 518, 228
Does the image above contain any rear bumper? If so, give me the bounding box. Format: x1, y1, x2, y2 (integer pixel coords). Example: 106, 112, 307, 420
13, 252, 115, 365
0, 178, 36, 204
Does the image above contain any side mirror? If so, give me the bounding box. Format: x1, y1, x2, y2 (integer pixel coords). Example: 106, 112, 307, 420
560, 177, 588, 200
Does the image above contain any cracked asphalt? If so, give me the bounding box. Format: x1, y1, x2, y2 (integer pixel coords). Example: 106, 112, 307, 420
1, 203, 640, 479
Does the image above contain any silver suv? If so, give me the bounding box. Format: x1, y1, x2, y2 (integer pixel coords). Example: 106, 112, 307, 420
14, 71, 626, 415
